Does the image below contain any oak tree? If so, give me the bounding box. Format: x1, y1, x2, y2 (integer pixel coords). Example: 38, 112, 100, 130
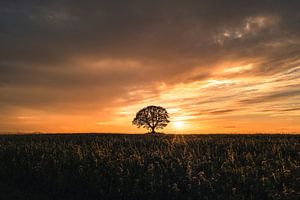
132, 105, 170, 133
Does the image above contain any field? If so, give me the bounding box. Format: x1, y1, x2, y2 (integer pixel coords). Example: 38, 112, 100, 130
0, 134, 299, 200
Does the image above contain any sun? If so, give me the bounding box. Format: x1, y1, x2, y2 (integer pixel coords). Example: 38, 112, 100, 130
173, 121, 185, 129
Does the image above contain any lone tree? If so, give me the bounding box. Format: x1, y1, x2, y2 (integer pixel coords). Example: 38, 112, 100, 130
132, 105, 170, 134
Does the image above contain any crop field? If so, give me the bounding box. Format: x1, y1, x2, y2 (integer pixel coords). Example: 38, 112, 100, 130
0, 134, 299, 199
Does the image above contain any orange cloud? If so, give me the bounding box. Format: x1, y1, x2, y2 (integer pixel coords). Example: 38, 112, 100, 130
0, 1, 299, 133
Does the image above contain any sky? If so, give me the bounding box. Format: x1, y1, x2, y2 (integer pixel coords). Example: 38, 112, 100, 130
0, 0, 299, 134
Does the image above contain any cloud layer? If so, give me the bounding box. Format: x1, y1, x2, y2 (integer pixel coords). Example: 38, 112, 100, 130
0, 0, 299, 133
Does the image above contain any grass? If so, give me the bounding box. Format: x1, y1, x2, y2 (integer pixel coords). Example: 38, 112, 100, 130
0, 134, 299, 199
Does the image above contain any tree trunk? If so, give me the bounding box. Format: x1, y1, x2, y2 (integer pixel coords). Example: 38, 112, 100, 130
151, 127, 156, 134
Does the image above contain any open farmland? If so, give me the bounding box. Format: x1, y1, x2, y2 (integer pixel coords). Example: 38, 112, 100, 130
0, 134, 299, 199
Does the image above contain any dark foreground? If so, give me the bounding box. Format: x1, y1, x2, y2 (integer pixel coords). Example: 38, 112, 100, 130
0, 134, 299, 200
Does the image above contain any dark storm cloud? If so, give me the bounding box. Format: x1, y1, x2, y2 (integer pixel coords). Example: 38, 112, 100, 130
1, 0, 299, 63
0, 0, 299, 113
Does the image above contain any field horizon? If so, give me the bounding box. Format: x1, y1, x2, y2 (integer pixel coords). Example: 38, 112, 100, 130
1, 133, 299, 199
1, 1, 299, 199
1, 132, 300, 136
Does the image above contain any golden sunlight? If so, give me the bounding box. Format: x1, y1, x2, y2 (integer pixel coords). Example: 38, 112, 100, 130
173, 121, 185, 129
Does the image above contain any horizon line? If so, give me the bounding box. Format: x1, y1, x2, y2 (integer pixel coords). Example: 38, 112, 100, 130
0, 132, 299, 135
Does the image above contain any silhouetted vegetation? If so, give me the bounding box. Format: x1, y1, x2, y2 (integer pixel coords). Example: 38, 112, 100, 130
132, 105, 170, 133
0, 134, 299, 199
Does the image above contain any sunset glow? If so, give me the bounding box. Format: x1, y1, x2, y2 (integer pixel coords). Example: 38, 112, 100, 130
0, 1, 299, 134
173, 121, 185, 130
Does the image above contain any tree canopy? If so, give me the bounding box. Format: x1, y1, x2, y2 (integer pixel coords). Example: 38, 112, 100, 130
132, 105, 170, 133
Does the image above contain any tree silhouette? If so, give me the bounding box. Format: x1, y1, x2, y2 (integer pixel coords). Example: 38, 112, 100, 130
132, 105, 170, 133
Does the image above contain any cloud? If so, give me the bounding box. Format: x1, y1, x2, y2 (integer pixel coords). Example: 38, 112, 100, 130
240, 89, 300, 104
0, 0, 299, 132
